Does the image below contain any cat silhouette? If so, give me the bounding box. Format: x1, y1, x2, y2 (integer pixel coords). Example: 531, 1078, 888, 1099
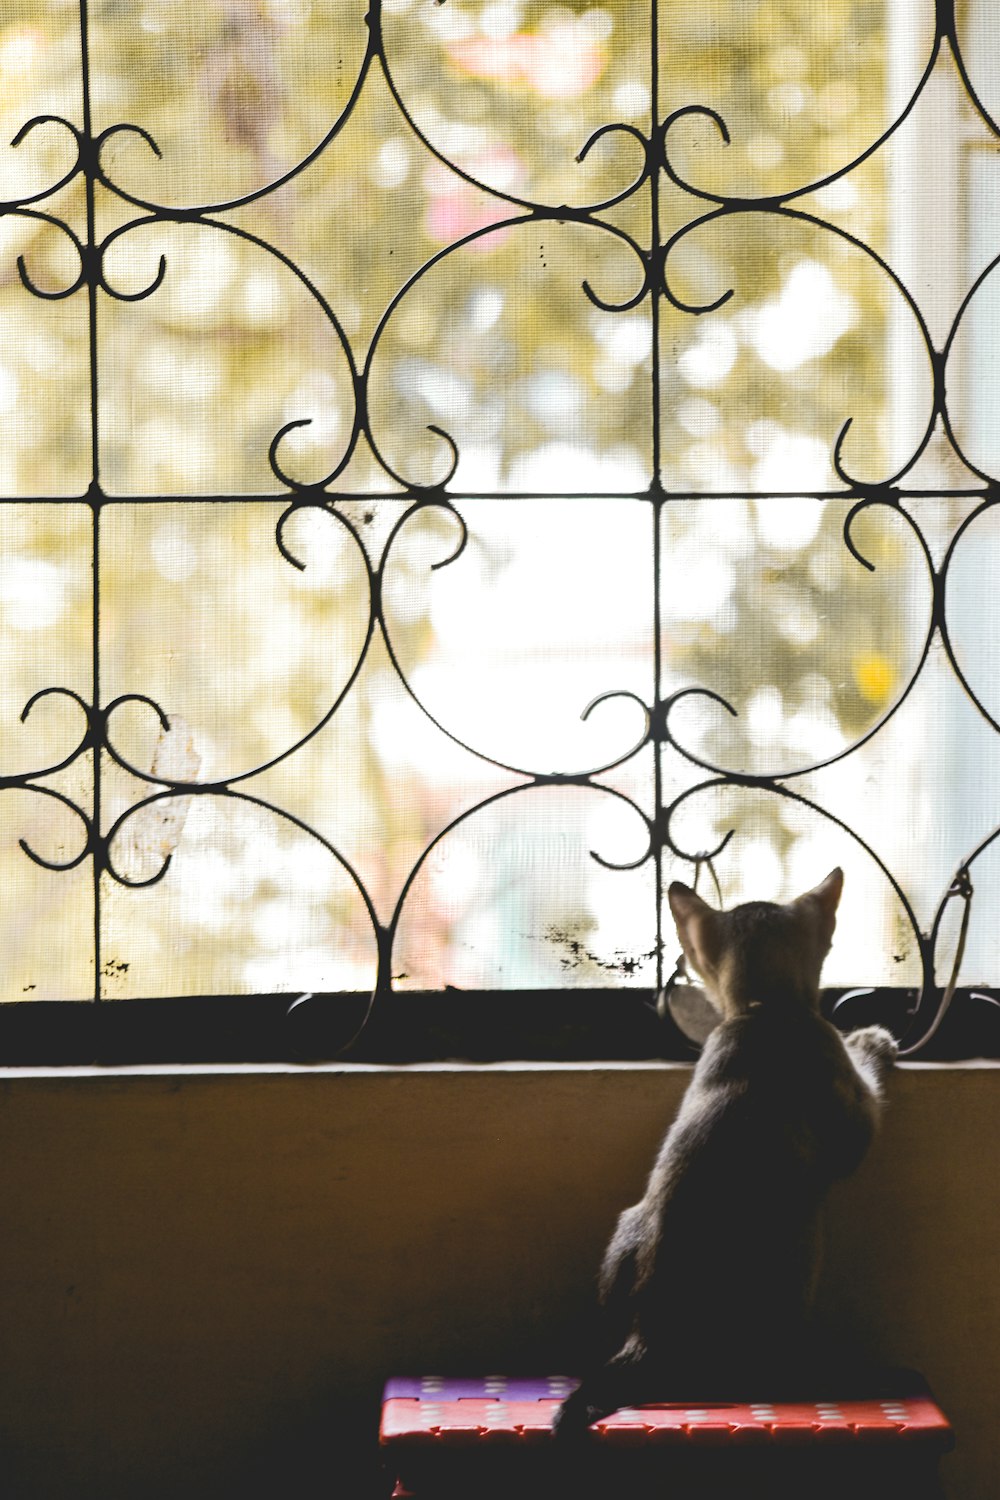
554, 869, 897, 1437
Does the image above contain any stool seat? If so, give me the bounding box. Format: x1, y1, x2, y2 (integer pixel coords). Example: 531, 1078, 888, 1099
380, 1374, 953, 1497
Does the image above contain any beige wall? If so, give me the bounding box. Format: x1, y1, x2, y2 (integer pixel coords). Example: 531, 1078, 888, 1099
0, 1061, 994, 1499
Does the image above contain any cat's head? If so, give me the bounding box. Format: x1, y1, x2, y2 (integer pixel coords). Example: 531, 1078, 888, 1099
667, 868, 843, 1019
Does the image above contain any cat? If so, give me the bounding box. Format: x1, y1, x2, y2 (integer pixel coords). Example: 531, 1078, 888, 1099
553, 867, 898, 1439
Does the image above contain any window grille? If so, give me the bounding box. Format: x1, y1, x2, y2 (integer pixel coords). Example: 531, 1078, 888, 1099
2, 0, 1000, 1062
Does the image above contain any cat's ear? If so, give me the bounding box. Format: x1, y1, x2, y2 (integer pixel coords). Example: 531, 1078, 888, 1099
794, 866, 843, 946
668, 882, 720, 976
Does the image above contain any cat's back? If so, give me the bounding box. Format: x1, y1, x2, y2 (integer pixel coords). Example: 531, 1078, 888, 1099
662, 1004, 855, 1196
696, 1001, 852, 1100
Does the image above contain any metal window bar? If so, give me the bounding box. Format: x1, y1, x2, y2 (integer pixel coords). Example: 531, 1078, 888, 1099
1, 0, 999, 1064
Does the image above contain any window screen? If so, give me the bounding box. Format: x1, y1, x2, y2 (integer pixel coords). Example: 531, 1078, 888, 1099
2, 0, 999, 1057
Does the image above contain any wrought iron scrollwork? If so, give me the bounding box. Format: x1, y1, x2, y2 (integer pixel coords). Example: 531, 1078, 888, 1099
3, 0, 1000, 1058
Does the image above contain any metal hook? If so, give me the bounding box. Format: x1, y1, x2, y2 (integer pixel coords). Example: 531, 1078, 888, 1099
900, 866, 974, 1057
692, 850, 724, 907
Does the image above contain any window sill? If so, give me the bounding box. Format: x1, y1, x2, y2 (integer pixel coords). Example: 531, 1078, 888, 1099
1, 1056, 998, 1082
0, 985, 998, 1065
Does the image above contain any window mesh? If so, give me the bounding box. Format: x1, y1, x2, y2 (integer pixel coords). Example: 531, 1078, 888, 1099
2, 0, 1000, 1055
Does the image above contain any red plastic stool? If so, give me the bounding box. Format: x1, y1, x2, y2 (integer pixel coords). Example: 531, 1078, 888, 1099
380, 1374, 953, 1498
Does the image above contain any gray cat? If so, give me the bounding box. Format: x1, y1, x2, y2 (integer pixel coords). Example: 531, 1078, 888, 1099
553, 868, 897, 1438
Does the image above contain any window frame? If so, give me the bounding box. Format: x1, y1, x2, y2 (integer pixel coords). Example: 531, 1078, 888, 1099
1, 0, 999, 1065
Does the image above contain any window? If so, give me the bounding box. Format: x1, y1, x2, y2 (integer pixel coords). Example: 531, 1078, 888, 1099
2, 0, 999, 1062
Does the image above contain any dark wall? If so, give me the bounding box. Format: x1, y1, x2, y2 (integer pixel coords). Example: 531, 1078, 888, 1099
0, 1062, 992, 1498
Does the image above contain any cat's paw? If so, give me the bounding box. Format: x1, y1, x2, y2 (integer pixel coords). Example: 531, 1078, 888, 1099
846, 1024, 898, 1071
